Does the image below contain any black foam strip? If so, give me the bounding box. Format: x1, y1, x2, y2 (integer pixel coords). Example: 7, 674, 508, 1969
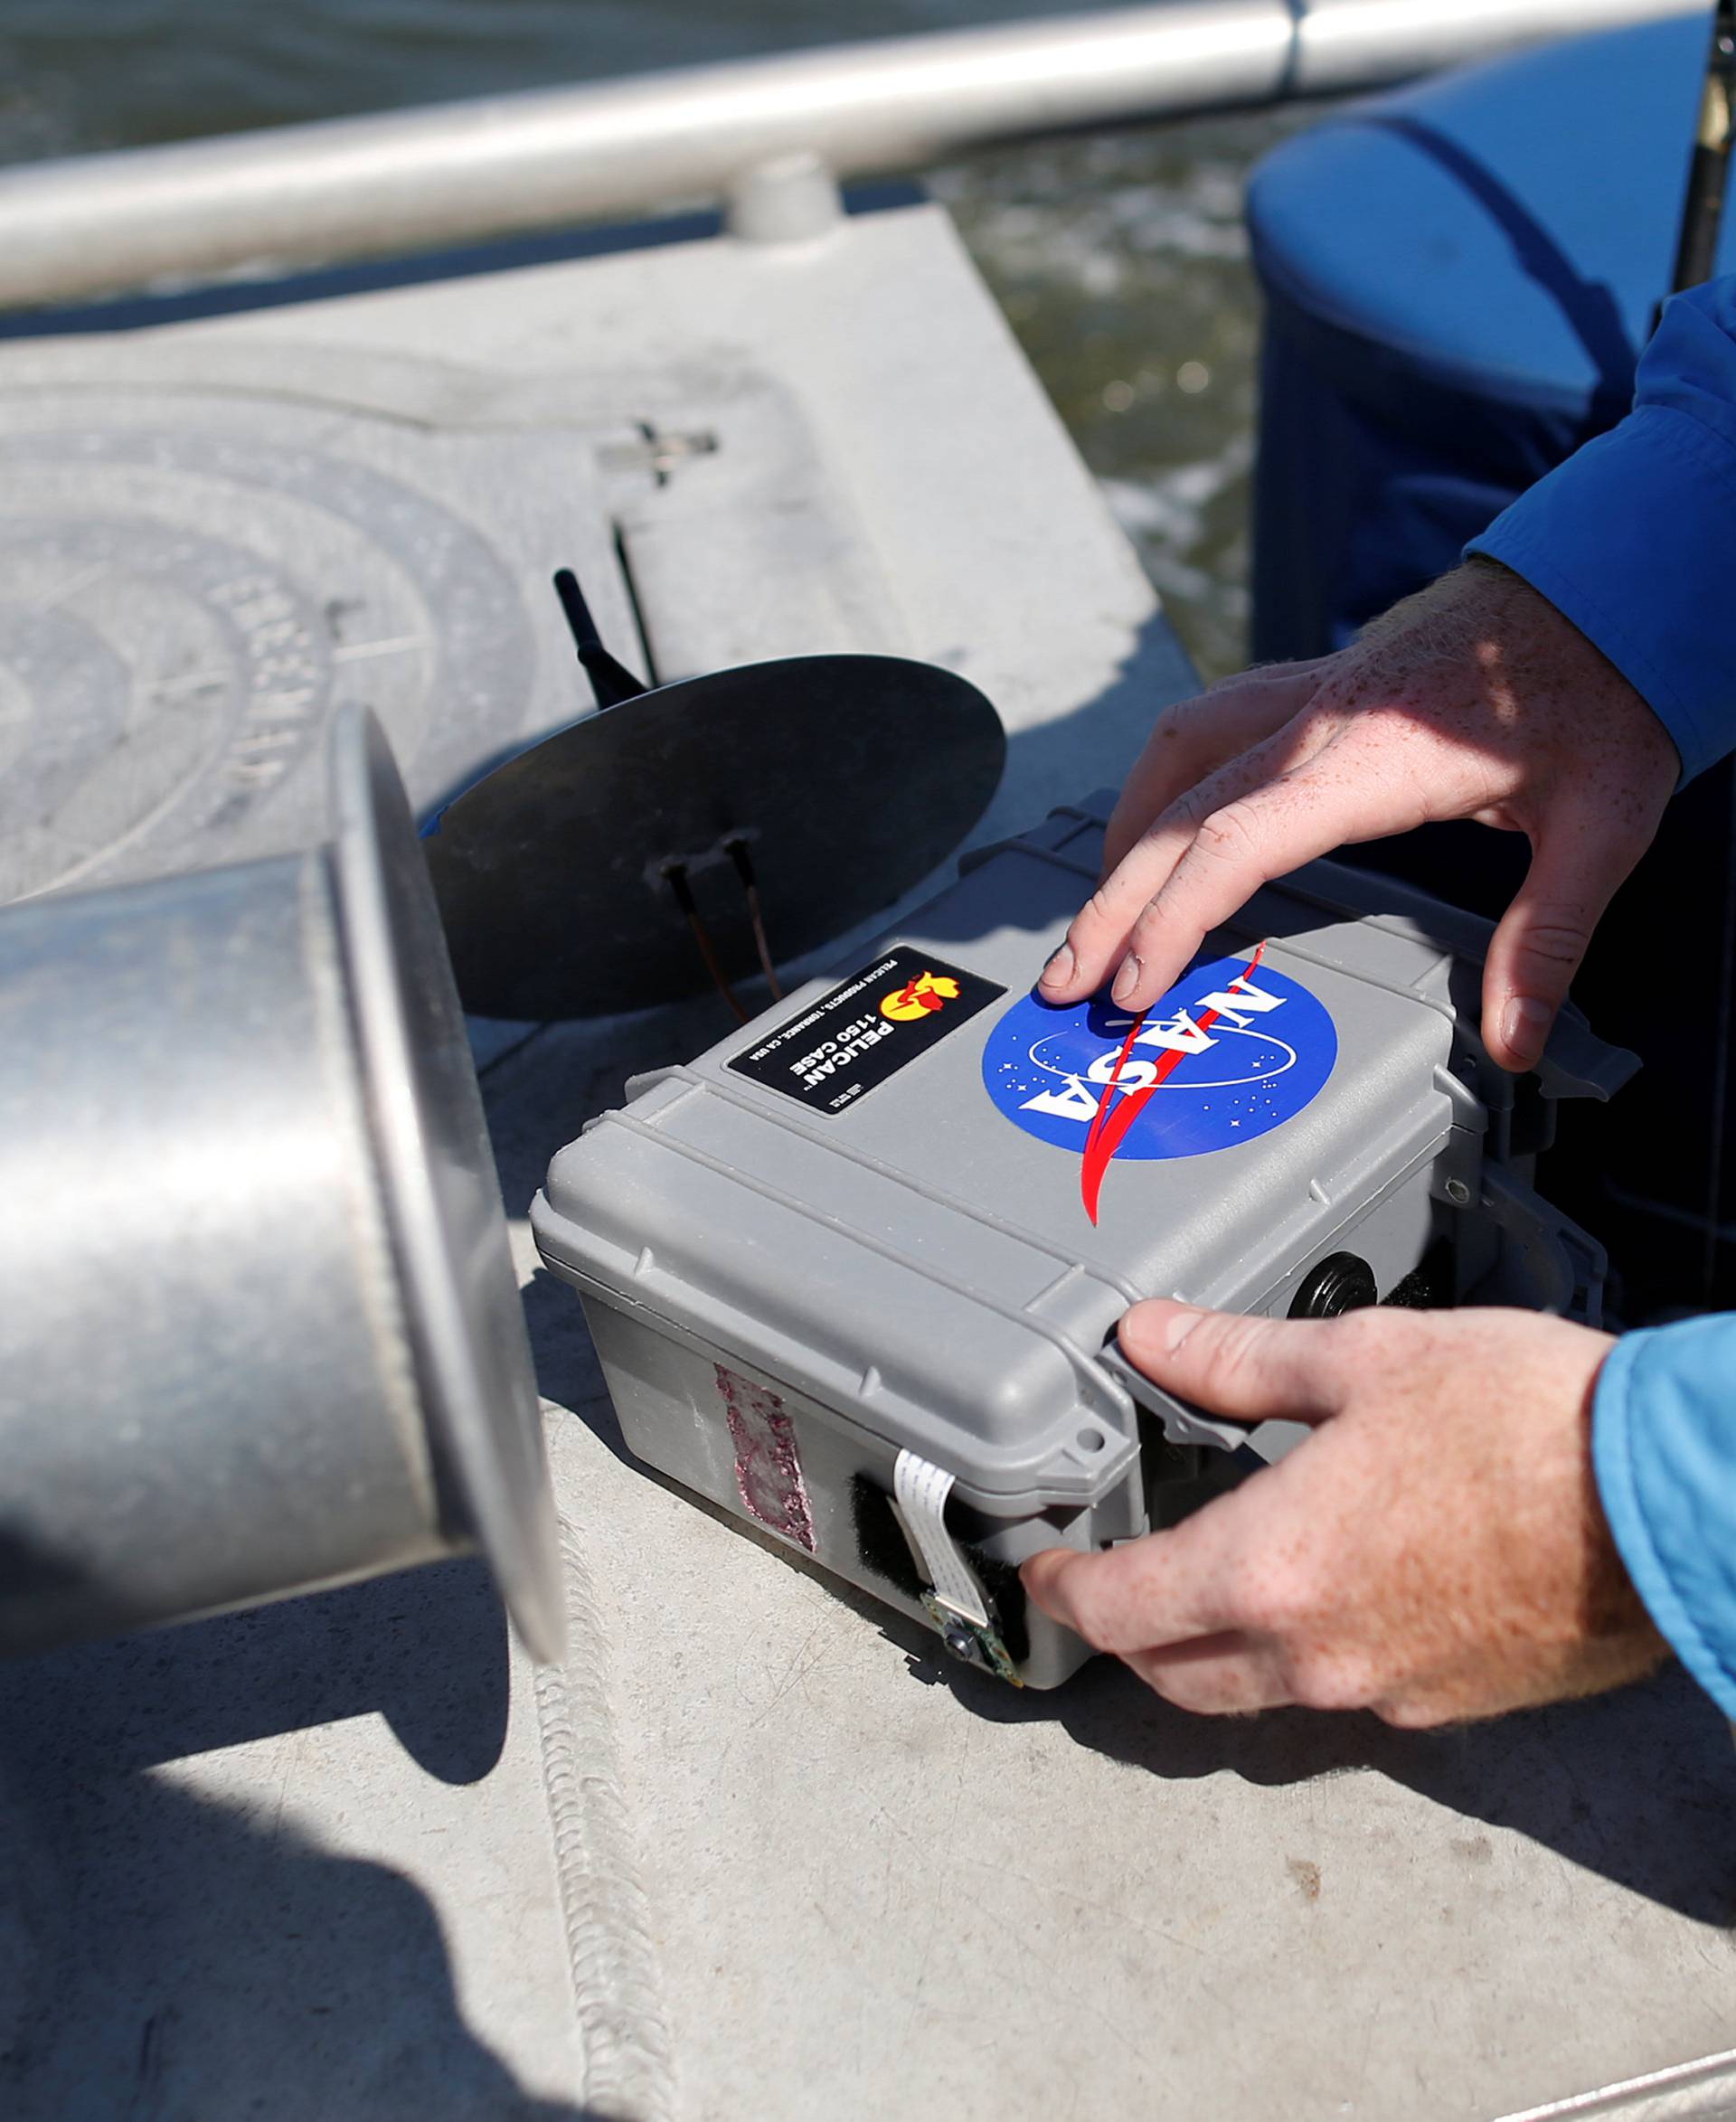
849, 1473, 1031, 1665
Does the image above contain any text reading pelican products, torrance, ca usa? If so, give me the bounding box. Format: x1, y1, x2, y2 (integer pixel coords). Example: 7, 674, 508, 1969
729, 947, 1005, 1116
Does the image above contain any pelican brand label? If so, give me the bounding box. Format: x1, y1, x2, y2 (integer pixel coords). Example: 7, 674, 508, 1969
729, 948, 1004, 1116
981, 947, 1338, 1221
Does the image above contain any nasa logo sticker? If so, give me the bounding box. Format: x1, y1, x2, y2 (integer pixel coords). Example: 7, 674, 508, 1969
980, 948, 1337, 1217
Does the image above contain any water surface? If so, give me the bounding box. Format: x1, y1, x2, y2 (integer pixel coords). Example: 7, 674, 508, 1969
0, 0, 1306, 677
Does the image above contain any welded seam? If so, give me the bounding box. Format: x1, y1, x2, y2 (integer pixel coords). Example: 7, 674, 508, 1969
533, 1510, 678, 2121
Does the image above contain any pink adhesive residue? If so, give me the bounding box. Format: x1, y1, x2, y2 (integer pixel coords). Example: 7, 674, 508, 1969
714, 1364, 816, 1553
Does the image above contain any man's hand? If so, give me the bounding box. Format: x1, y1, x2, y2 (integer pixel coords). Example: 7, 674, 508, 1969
1022, 1301, 1665, 1724
1037, 560, 1679, 1070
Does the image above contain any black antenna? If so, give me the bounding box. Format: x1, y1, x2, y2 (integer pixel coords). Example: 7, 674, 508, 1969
552, 567, 647, 710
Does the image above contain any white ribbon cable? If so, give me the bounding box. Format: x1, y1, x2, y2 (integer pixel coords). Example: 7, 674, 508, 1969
892, 1448, 987, 1627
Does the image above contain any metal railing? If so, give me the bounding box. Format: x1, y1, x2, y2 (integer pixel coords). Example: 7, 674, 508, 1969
0, 0, 1699, 310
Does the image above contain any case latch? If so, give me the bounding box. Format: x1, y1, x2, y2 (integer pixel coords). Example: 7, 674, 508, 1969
1098, 1344, 1309, 1466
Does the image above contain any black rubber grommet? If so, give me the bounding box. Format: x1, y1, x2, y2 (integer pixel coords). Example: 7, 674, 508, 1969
1288, 1252, 1379, 1319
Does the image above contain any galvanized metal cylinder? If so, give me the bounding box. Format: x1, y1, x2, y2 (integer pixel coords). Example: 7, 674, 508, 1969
0, 709, 562, 1663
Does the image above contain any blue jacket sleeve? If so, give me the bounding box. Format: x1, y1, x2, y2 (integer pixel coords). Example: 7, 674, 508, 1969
1595, 1317, 1736, 1717
1469, 297, 1736, 1706
1467, 278, 1736, 783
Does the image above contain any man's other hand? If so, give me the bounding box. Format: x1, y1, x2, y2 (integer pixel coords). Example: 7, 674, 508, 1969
1036, 560, 1679, 1070
1021, 1301, 1665, 1724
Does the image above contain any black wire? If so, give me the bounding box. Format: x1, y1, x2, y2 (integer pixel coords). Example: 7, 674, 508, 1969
724, 836, 784, 1000
663, 863, 750, 1023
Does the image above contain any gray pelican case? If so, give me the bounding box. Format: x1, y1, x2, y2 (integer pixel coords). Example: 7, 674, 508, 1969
532, 794, 1632, 1688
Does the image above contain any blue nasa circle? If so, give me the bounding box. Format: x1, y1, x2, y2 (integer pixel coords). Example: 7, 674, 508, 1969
981, 953, 1337, 1160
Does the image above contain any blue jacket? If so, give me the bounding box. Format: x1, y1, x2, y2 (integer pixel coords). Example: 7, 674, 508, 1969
1467, 280, 1736, 1714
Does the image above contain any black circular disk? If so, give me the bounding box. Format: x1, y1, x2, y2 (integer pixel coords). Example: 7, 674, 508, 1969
423, 655, 1005, 1018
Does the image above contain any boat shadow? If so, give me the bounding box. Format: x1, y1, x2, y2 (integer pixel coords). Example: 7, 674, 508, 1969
0, 1560, 601, 2120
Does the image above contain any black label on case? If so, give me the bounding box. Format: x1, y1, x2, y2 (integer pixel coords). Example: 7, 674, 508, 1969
728, 948, 1005, 1117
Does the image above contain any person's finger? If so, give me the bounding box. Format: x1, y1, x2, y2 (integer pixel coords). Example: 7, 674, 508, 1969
1043, 718, 1335, 1006
1104, 760, 1404, 1013
1022, 1511, 1248, 1654
1118, 1299, 1355, 1425
1480, 808, 1652, 1072
1121, 1632, 1296, 1715
1022, 1316, 1366, 1665
1098, 662, 1329, 882
1040, 668, 1330, 1005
